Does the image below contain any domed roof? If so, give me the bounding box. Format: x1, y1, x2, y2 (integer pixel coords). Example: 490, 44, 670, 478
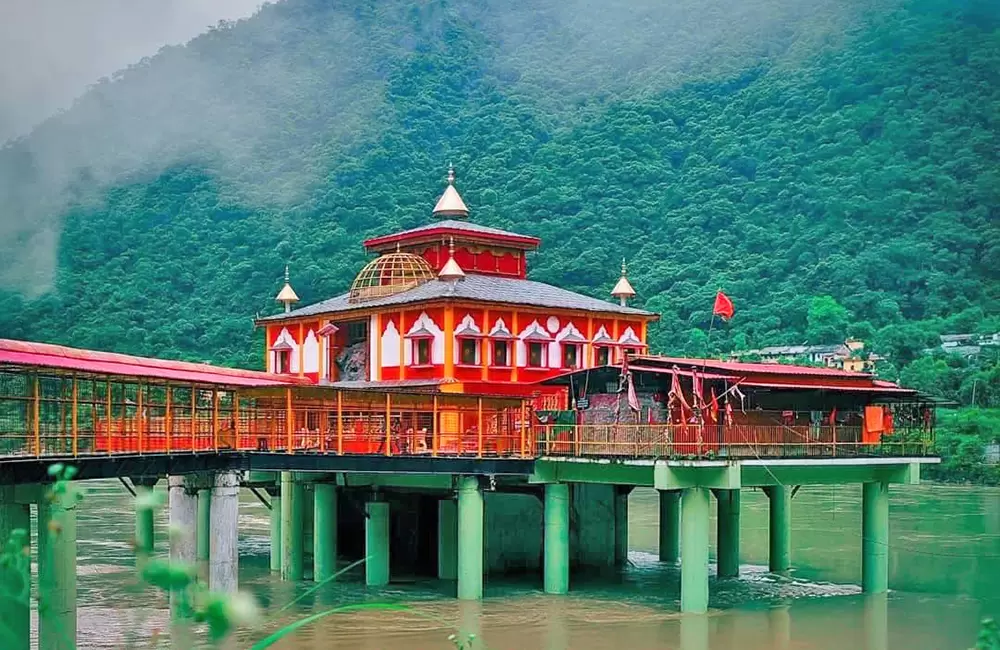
348, 252, 437, 303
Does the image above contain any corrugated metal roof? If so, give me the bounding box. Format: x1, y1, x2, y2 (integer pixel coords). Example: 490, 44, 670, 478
258, 274, 654, 322
0, 339, 304, 387
635, 355, 872, 378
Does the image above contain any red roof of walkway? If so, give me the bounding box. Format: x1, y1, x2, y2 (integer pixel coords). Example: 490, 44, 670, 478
0, 339, 307, 388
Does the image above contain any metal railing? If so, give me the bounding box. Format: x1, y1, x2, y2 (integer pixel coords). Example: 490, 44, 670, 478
0, 371, 533, 460
0, 370, 933, 462
531, 423, 934, 459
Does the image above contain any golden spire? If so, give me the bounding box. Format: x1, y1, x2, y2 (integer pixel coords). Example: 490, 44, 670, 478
275, 265, 300, 313
438, 236, 466, 286
611, 258, 636, 306
432, 162, 469, 219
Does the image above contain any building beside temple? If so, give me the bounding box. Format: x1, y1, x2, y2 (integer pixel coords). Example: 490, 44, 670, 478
732, 338, 880, 373
255, 167, 656, 403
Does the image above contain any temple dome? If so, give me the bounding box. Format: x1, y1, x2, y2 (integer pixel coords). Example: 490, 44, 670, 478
348, 252, 436, 303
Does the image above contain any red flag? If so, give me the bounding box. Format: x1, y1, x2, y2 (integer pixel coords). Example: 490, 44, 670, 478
713, 291, 735, 321
709, 388, 720, 423
829, 407, 837, 427
725, 399, 734, 427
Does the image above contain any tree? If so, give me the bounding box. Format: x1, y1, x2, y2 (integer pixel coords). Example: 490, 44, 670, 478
805, 296, 849, 344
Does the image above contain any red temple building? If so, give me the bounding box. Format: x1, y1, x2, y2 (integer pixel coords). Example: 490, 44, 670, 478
255, 166, 656, 406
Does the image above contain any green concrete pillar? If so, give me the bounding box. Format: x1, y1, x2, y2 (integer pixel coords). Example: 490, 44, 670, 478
269, 490, 281, 572
38, 496, 77, 650
544, 483, 570, 595
365, 501, 390, 587
659, 490, 680, 563
680, 487, 710, 614
680, 614, 710, 650
766, 485, 791, 575
280, 472, 304, 581
438, 499, 457, 580
864, 593, 888, 650
457, 477, 484, 600
862, 482, 889, 594
197, 488, 211, 566
716, 489, 740, 578
313, 483, 338, 583
0, 500, 31, 650
135, 486, 156, 558
614, 487, 629, 565
768, 605, 791, 650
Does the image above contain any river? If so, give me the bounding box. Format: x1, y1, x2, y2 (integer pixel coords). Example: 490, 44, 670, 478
61, 480, 999, 649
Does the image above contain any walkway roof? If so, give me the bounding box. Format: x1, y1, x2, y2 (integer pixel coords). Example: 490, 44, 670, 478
0, 338, 307, 388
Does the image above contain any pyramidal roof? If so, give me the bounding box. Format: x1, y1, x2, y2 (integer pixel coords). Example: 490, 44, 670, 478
432, 165, 469, 218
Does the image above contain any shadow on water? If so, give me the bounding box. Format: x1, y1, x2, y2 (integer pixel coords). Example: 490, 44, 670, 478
64, 481, 1000, 649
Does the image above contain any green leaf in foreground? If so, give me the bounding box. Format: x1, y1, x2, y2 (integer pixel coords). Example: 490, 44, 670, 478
249, 603, 408, 650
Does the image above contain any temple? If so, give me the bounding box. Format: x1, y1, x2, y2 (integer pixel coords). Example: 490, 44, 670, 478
0, 167, 939, 650
255, 165, 654, 408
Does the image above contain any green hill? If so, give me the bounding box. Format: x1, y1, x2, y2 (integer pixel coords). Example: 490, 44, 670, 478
0, 0, 997, 404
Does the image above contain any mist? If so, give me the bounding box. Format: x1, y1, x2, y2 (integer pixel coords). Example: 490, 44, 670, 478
0, 0, 890, 298
0, 0, 264, 144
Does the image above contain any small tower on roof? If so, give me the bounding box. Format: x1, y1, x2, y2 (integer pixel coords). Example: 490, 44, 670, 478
611, 258, 636, 307
432, 163, 469, 219
438, 236, 465, 290
275, 265, 300, 313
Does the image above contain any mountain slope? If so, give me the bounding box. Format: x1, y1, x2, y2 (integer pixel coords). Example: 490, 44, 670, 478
0, 0, 997, 379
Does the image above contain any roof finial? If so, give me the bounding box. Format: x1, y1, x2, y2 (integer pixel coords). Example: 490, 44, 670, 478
275, 264, 300, 313
611, 257, 636, 307
433, 164, 469, 219
438, 235, 465, 288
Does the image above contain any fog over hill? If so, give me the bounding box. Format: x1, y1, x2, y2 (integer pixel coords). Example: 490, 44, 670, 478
0, 0, 263, 144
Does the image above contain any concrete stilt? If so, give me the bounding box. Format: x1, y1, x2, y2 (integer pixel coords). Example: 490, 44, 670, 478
365, 500, 390, 587
680, 487, 710, 614
134, 484, 156, 558
313, 483, 338, 583
197, 488, 211, 566
457, 477, 484, 600
0, 498, 31, 650
768, 605, 792, 650
438, 499, 457, 580
544, 483, 570, 595
679, 614, 710, 650
862, 482, 889, 594
716, 489, 740, 578
659, 489, 680, 563
37, 494, 77, 650
280, 472, 304, 581
766, 485, 791, 575
614, 487, 629, 566
209, 471, 239, 593
168, 476, 197, 610
267, 487, 281, 572
863, 593, 888, 650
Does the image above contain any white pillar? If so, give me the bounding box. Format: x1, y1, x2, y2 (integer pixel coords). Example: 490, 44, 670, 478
168, 475, 198, 609
209, 471, 240, 593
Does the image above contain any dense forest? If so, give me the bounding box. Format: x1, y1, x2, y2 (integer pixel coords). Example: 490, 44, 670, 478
0, 0, 997, 408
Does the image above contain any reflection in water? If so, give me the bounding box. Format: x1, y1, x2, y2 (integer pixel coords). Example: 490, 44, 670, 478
58, 481, 1000, 649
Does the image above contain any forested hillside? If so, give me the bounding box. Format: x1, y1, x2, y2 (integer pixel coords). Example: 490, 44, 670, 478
0, 0, 997, 404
